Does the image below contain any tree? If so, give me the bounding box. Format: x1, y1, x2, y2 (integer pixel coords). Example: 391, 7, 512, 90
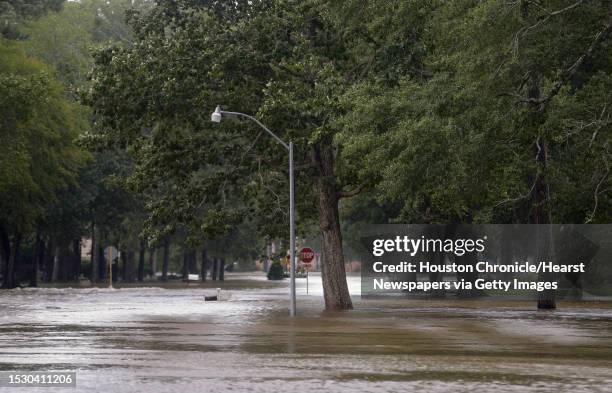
336, 1, 612, 306
86, 0, 612, 307
0, 38, 84, 287
86, 0, 361, 309
21, 0, 143, 90
16, 0, 153, 285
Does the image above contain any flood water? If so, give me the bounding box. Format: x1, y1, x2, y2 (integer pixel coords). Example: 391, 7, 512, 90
1, 272, 612, 392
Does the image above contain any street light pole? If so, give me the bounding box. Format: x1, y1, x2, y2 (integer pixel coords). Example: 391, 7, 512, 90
211, 106, 296, 316
288, 141, 296, 316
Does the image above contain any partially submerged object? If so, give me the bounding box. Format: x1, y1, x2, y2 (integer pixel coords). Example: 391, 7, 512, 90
205, 288, 222, 301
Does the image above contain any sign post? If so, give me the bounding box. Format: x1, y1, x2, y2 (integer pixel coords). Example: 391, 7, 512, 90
299, 247, 315, 294
104, 246, 118, 289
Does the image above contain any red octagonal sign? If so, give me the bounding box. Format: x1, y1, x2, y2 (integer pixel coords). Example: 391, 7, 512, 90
300, 247, 315, 264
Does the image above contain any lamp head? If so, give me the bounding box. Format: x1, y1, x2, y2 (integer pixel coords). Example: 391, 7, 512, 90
211, 106, 222, 123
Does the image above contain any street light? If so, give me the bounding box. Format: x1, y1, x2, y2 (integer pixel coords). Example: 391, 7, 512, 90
210, 105, 296, 316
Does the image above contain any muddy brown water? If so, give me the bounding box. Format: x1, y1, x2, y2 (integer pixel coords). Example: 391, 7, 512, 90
0, 273, 611, 392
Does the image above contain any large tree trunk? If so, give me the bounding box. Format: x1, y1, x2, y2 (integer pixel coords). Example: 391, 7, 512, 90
189, 250, 197, 274
72, 238, 81, 281
43, 239, 55, 282
313, 145, 353, 310
0, 225, 11, 287
211, 258, 218, 281
60, 245, 70, 282
201, 249, 208, 282
219, 257, 225, 281
31, 232, 43, 287
148, 247, 156, 279
182, 250, 189, 280
523, 76, 556, 309
121, 249, 127, 281
536, 223, 555, 309
533, 135, 556, 309
125, 250, 135, 282
3, 233, 21, 288
90, 222, 98, 284
161, 239, 169, 282
137, 239, 145, 282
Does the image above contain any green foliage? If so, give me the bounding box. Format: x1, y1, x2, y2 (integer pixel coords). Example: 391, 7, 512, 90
337, 0, 612, 225
85, 0, 387, 243
0, 0, 64, 38
85, 0, 612, 275
0, 38, 85, 234
21, 0, 142, 89
86, 0, 289, 243
0, 0, 155, 287
266, 261, 284, 280
18, 0, 153, 251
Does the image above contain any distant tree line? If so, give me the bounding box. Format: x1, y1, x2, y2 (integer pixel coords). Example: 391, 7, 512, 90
0, 0, 261, 288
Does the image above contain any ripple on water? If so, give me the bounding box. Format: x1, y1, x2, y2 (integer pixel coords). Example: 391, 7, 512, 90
0, 274, 612, 392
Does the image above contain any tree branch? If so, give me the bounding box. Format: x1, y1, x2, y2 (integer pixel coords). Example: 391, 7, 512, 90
337, 183, 368, 199
494, 181, 536, 208
519, 16, 612, 108
513, 0, 584, 53
585, 152, 610, 223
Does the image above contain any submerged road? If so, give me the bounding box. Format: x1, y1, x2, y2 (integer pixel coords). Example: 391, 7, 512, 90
0, 273, 611, 392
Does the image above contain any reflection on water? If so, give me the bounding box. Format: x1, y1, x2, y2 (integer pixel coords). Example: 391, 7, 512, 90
0, 273, 611, 392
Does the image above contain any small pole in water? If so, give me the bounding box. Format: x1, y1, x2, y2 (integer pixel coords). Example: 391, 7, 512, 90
217, 288, 221, 300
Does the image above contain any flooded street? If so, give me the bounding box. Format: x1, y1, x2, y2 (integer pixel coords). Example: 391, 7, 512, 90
1, 273, 612, 392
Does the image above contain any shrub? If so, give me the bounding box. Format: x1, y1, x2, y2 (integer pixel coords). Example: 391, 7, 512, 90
267, 261, 285, 280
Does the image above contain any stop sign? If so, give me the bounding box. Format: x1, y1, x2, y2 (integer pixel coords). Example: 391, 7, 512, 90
300, 247, 315, 264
